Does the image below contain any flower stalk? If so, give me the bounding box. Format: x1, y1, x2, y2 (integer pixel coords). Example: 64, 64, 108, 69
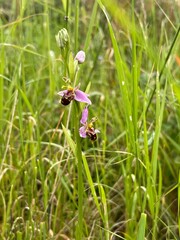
74, 102, 84, 238
56, 28, 100, 238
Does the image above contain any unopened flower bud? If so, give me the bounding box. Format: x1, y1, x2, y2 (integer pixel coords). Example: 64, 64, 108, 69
75, 50, 85, 64
55, 28, 69, 48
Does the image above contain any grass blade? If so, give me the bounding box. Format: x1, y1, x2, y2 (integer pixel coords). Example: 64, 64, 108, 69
137, 213, 147, 240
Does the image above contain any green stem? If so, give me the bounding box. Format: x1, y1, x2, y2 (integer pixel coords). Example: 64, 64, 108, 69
132, 0, 137, 138
75, 0, 80, 52
74, 102, 84, 239
65, 0, 69, 29
178, 171, 180, 236
0, 27, 4, 155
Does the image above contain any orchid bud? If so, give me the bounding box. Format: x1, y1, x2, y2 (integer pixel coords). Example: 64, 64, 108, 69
74, 50, 85, 64
55, 28, 69, 49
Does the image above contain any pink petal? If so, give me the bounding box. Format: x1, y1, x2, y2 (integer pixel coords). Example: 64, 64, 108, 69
80, 107, 88, 124
75, 50, 85, 63
79, 126, 87, 138
57, 90, 68, 96
74, 89, 92, 105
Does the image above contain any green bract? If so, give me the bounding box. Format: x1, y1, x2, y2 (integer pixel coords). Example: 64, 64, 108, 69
55, 28, 69, 48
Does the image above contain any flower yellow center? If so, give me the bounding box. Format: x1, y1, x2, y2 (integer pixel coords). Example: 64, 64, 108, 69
88, 123, 93, 128
67, 86, 74, 92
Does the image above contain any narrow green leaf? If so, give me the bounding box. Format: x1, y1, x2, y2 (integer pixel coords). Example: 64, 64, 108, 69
99, 184, 109, 240
137, 213, 147, 240
82, 153, 103, 219
68, 51, 75, 81
151, 78, 167, 183
18, 87, 34, 115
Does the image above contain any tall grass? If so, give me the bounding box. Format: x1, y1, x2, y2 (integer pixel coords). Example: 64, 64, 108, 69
0, 0, 180, 239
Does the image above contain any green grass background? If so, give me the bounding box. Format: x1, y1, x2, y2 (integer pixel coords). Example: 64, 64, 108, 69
0, 0, 180, 239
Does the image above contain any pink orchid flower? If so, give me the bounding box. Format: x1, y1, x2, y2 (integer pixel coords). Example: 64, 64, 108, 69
58, 86, 91, 106
79, 107, 99, 141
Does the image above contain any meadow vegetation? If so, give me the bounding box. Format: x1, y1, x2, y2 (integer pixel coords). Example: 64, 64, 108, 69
0, 0, 180, 239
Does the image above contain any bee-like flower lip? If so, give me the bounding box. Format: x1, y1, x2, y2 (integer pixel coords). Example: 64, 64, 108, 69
60, 89, 75, 105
